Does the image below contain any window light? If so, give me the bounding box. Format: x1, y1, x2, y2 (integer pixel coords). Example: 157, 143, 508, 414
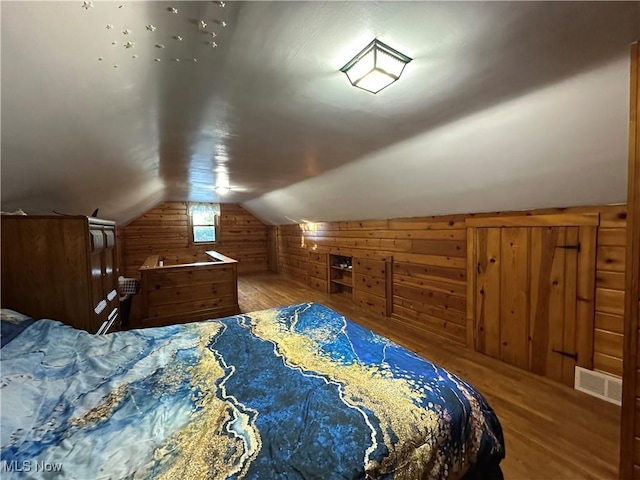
187, 203, 219, 243
340, 39, 412, 94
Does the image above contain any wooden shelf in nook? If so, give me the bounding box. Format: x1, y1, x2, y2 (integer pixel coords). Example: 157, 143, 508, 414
330, 278, 353, 288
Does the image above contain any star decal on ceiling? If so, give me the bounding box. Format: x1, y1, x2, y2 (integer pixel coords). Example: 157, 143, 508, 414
92, 3, 230, 69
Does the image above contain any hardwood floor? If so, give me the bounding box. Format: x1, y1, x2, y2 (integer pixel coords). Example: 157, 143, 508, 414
237, 273, 621, 480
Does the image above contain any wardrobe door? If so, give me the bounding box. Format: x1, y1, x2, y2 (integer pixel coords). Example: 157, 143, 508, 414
89, 228, 108, 332
102, 227, 118, 302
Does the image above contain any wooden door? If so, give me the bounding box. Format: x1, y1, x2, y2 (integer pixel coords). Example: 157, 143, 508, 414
102, 227, 117, 300
89, 227, 108, 332
499, 227, 531, 370
528, 226, 579, 385
102, 227, 120, 329
475, 227, 534, 372
474, 222, 595, 386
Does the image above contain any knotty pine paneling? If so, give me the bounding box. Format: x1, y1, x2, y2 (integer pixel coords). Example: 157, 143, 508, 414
621, 43, 640, 480
594, 215, 627, 377
120, 202, 268, 277
276, 205, 627, 377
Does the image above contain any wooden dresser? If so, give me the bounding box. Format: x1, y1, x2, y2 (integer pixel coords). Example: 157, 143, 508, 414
1, 215, 119, 334
137, 250, 240, 328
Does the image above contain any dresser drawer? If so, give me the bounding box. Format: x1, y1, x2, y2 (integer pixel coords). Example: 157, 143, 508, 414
354, 274, 385, 297
308, 262, 327, 280
308, 252, 327, 264
307, 277, 328, 293
354, 258, 386, 278
354, 290, 387, 317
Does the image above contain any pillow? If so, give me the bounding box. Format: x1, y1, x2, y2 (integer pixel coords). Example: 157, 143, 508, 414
0, 308, 32, 324
1, 309, 35, 347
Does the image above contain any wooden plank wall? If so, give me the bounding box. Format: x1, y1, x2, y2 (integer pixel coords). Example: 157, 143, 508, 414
119, 202, 268, 277
276, 205, 627, 377
620, 41, 640, 480
267, 226, 279, 273
596, 223, 627, 377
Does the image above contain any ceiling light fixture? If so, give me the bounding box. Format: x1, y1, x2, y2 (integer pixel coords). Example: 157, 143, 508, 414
214, 186, 231, 195
340, 39, 412, 94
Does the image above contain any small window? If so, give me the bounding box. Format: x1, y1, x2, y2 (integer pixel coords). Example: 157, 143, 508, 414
188, 203, 220, 244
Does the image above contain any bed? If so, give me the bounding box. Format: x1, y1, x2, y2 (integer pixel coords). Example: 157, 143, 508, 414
0, 303, 504, 479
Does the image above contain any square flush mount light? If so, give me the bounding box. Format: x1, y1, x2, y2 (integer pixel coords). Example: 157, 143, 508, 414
340, 39, 412, 94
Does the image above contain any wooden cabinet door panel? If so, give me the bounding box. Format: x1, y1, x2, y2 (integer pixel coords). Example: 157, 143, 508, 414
529, 226, 580, 386
529, 227, 561, 380
499, 228, 531, 370
103, 235, 117, 300
561, 227, 580, 385
472, 222, 594, 386
475, 228, 501, 359
90, 251, 104, 310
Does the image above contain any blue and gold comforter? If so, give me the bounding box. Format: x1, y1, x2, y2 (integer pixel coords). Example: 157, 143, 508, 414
0, 303, 504, 479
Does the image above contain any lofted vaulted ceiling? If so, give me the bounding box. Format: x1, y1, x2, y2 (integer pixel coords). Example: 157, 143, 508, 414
1, 1, 639, 225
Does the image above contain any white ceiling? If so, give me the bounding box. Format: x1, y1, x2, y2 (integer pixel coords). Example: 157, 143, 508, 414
1, 2, 638, 225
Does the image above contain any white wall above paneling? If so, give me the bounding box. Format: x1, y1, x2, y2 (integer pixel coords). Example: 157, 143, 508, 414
245, 55, 630, 224
1, 2, 638, 224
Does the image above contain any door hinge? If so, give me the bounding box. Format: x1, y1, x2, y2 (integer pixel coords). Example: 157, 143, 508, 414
556, 243, 581, 252
552, 349, 578, 361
